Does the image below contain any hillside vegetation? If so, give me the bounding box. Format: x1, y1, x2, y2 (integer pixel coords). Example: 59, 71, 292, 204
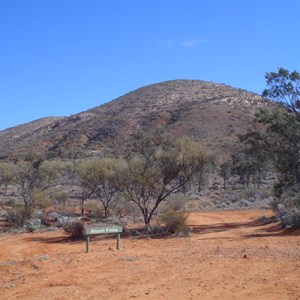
0, 80, 271, 159
0, 72, 299, 232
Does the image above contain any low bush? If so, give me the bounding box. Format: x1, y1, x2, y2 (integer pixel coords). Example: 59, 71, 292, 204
32, 192, 53, 209
6, 208, 24, 226
238, 187, 258, 199
63, 220, 84, 239
85, 203, 103, 220
159, 209, 189, 234
291, 210, 300, 228
6, 204, 31, 226
50, 189, 69, 205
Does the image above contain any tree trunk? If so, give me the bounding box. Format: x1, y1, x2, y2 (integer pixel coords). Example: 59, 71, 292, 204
223, 177, 227, 189
104, 205, 109, 218
80, 199, 85, 217
21, 203, 30, 226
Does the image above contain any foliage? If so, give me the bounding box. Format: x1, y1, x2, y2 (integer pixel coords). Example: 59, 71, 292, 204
159, 209, 189, 234
241, 109, 300, 196
260, 68, 300, 194
195, 155, 212, 192
231, 151, 267, 188
84, 202, 104, 220
13, 156, 66, 225
50, 189, 69, 205
237, 186, 272, 200
291, 210, 300, 228
164, 194, 188, 211
0, 161, 14, 194
63, 220, 84, 239
76, 158, 123, 217
6, 204, 29, 227
31, 191, 53, 209
117, 132, 211, 228
219, 161, 232, 189
240, 68, 300, 226
262, 67, 300, 120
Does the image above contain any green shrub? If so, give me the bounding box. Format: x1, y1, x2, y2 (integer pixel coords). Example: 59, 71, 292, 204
7, 208, 24, 226
159, 194, 188, 214
291, 210, 300, 228
56, 205, 81, 217
238, 187, 258, 199
63, 220, 84, 239
293, 193, 300, 207
166, 194, 188, 211
85, 203, 104, 220
6, 204, 31, 226
32, 192, 53, 209
50, 189, 69, 205
112, 199, 140, 217
159, 209, 189, 234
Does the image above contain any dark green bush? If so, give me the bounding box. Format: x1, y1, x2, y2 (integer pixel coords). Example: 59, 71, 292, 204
63, 220, 84, 239
6, 208, 24, 226
6, 204, 32, 226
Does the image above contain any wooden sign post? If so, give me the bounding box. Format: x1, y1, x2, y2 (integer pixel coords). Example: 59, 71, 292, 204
85, 226, 123, 253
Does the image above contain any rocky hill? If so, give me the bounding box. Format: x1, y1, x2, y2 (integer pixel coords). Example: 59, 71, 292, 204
0, 80, 272, 159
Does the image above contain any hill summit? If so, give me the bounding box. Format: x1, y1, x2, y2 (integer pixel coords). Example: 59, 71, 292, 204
0, 80, 271, 159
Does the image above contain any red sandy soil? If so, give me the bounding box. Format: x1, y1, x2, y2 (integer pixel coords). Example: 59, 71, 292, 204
0, 210, 299, 300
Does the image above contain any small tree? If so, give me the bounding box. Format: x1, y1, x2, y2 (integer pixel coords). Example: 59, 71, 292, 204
13, 156, 65, 224
117, 133, 211, 229
262, 67, 300, 120
239, 68, 300, 228
196, 162, 211, 192
0, 161, 14, 195
240, 68, 300, 195
219, 161, 232, 189
76, 158, 122, 218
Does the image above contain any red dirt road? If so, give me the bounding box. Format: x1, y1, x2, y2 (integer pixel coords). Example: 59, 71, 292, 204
0, 210, 299, 300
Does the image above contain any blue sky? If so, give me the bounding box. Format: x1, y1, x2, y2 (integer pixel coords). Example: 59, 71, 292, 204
0, 0, 299, 130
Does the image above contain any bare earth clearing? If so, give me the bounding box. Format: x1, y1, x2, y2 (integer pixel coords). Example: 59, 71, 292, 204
0, 210, 299, 300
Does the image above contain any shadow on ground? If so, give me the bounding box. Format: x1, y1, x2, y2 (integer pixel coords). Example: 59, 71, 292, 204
24, 216, 300, 245
192, 218, 300, 238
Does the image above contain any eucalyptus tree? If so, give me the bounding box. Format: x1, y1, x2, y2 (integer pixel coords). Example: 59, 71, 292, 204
117, 133, 211, 229
14, 156, 66, 224
0, 161, 14, 195
240, 68, 300, 209
76, 158, 123, 217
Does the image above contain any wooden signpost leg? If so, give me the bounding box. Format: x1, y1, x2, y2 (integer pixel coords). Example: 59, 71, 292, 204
86, 235, 90, 253
116, 233, 120, 250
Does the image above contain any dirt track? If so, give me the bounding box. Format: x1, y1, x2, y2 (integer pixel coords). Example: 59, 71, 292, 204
0, 210, 299, 300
